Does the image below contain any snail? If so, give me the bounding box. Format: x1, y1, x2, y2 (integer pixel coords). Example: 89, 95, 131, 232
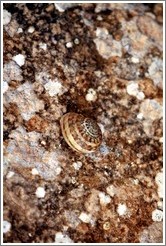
60, 112, 102, 153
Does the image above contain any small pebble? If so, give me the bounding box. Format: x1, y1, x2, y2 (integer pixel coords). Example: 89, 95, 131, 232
136, 91, 145, 100
71, 177, 76, 184
6, 171, 15, 179
127, 82, 139, 95
106, 185, 116, 197
54, 3, 79, 13
98, 192, 111, 205
55, 166, 62, 176
126, 82, 139, 96
127, 81, 145, 100
3, 220, 11, 233
133, 179, 139, 185
137, 113, 144, 120
54, 3, 65, 12
66, 42, 73, 48
85, 88, 97, 102
41, 140, 47, 146
17, 27, 23, 33
28, 26, 35, 33
73, 161, 82, 170
152, 209, 163, 222
159, 137, 163, 143
35, 187, 46, 198
97, 15, 103, 21
157, 201, 163, 210
12, 54, 25, 67
39, 42, 47, 51
131, 57, 140, 63
3, 9, 11, 25
74, 38, 80, 45
79, 212, 91, 223
51, 37, 58, 45
98, 123, 104, 134
31, 168, 39, 175
55, 232, 74, 243
117, 203, 127, 216
128, 139, 133, 144
96, 27, 109, 37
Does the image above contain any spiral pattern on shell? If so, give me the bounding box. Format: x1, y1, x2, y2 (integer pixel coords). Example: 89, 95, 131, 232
60, 112, 102, 153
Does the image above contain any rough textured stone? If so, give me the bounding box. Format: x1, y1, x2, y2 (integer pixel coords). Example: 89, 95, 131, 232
3, 3, 163, 243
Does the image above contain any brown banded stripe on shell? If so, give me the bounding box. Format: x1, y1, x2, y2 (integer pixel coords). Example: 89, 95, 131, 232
60, 113, 102, 153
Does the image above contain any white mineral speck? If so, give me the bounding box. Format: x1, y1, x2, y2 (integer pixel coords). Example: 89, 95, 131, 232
131, 57, 140, 63
6, 171, 15, 179
3, 220, 11, 233
96, 27, 109, 37
152, 209, 163, 222
35, 187, 46, 198
85, 88, 97, 102
106, 185, 116, 197
54, 3, 65, 12
44, 81, 62, 97
12, 54, 25, 67
97, 15, 103, 21
133, 179, 139, 185
74, 38, 80, 44
159, 137, 163, 143
55, 232, 74, 243
41, 140, 46, 145
28, 26, 35, 33
155, 172, 163, 198
127, 81, 145, 100
3, 9, 11, 25
55, 166, 62, 175
73, 161, 82, 170
31, 168, 39, 175
136, 91, 145, 100
17, 27, 23, 33
39, 42, 47, 51
157, 201, 163, 210
71, 177, 76, 184
126, 82, 139, 96
98, 123, 104, 134
3, 81, 9, 94
54, 3, 79, 12
137, 113, 144, 120
66, 42, 73, 48
98, 192, 111, 205
117, 203, 127, 216
79, 212, 91, 223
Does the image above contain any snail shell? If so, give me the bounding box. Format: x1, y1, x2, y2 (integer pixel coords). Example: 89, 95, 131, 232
60, 112, 102, 153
